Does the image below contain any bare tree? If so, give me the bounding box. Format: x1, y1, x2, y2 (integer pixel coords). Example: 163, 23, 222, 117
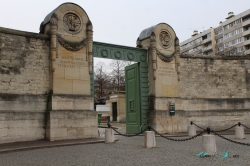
109, 60, 132, 92
94, 62, 111, 98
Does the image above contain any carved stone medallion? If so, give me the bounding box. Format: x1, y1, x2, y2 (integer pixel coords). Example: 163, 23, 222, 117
159, 31, 172, 48
63, 13, 81, 34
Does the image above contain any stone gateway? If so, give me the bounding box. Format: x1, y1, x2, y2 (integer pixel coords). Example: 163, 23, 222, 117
0, 2, 250, 143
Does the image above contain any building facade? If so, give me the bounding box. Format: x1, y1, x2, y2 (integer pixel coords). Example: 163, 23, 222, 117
180, 9, 250, 56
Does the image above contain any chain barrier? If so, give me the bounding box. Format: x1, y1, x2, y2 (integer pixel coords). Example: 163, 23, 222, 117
191, 121, 238, 132
191, 122, 206, 130
109, 124, 148, 137
241, 124, 250, 130
151, 127, 205, 141
212, 124, 237, 132
211, 130, 250, 146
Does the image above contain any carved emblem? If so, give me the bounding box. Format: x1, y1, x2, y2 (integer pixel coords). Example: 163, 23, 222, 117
101, 49, 108, 57
114, 51, 122, 59
159, 31, 171, 48
127, 53, 134, 60
63, 13, 81, 33
57, 35, 86, 51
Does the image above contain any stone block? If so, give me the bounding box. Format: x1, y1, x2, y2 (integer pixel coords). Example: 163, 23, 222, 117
73, 80, 90, 94
80, 67, 89, 80
65, 68, 80, 80
53, 79, 73, 94
57, 101, 73, 110
67, 128, 76, 137
163, 76, 173, 85
54, 67, 65, 79
162, 86, 176, 97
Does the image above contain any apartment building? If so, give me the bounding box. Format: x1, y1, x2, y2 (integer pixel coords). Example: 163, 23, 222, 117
180, 9, 250, 56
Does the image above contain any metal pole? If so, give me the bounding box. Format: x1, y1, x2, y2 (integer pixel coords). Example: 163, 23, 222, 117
171, 116, 174, 133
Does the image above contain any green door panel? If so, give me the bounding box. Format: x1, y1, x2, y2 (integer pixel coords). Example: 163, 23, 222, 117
125, 63, 140, 133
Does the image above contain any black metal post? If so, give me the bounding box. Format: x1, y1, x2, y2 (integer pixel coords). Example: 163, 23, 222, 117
207, 127, 211, 134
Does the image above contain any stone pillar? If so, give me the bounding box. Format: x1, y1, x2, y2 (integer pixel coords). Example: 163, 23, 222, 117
105, 128, 114, 143
49, 17, 58, 90
137, 23, 180, 134
188, 125, 196, 137
144, 131, 156, 148
235, 126, 245, 139
202, 134, 217, 155
41, 3, 97, 141
87, 21, 93, 74
150, 33, 157, 80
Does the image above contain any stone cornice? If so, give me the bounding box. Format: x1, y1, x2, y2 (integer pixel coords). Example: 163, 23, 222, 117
180, 54, 250, 60
0, 26, 49, 40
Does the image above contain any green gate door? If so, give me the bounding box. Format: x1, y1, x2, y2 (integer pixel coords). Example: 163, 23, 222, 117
125, 63, 141, 134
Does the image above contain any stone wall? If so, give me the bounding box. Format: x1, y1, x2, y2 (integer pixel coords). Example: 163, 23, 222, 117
178, 58, 250, 99
150, 55, 250, 133
0, 28, 50, 143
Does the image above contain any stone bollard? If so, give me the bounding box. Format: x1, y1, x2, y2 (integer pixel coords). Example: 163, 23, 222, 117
235, 126, 245, 139
144, 131, 156, 148
202, 127, 217, 156
202, 134, 217, 156
188, 125, 196, 137
105, 128, 114, 143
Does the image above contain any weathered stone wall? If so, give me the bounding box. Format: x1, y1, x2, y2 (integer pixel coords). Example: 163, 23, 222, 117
179, 58, 249, 99
150, 55, 250, 133
0, 28, 50, 143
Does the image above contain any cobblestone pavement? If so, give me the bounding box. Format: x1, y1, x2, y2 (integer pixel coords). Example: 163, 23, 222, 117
0, 134, 250, 166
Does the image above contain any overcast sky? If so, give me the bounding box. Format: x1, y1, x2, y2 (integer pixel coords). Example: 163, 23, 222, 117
1, 0, 250, 65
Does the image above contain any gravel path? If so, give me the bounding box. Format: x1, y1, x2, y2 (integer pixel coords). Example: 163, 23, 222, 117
0, 134, 250, 166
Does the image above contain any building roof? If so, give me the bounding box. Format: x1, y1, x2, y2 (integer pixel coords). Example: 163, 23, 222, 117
138, 25, 157, 40
138, 23, 176, 41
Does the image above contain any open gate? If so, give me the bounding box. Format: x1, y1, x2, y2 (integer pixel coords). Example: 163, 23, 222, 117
92, 42, 149, 133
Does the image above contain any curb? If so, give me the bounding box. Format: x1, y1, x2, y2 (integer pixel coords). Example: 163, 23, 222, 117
0, 138, 119, 154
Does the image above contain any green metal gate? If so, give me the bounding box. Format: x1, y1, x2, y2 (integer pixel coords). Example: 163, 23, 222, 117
125, 63, 140, 133
92, 41, 149, 133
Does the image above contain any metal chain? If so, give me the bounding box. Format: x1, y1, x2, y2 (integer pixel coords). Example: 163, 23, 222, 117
241, 124, 250, 130
110, 126, 148, 137
192, 122, 206, 130
212, 124, 237, 132
212, 131, 250, 146
151, 127, 205, 141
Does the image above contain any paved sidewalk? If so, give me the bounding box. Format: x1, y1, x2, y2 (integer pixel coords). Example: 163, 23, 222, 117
1, 122, 249, 154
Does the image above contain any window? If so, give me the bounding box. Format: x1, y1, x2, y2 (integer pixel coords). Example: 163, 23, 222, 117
215, 29, 223, 35
224, 28, 243, 39
180, 37, 202, 50
243, 15, 250, 22
217, 38, 223, 44
224, 19, 242, 30
203, 50, 212, 55
224, 37, 244, 48
228, 47, 244, 55
217, 46, 224, 52
207, 33, 211, 38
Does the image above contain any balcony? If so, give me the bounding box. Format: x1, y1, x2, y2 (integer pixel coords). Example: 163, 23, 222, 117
202, 38, 212, 44
244, 49, 250, 55
244, 39, 250, 46
243, 19, 250, 27
202, 45, 212, 52
243, 29, 250, 36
